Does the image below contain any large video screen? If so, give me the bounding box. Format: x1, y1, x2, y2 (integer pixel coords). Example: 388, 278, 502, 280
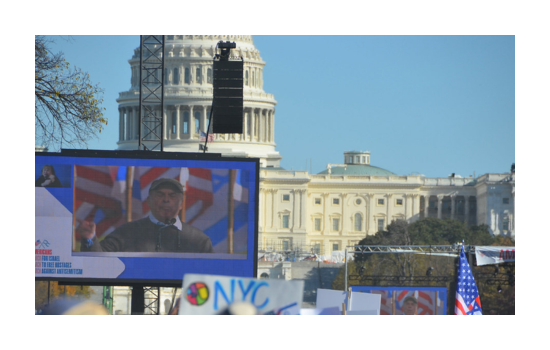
351, 286, 447, 315
35, 150, 259, 285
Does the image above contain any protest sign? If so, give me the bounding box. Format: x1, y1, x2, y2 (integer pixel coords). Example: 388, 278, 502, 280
316, 288, 381, 314
179, 274, 304, 315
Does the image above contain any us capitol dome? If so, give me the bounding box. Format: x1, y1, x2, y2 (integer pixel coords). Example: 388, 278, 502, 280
116, 35, 281, 168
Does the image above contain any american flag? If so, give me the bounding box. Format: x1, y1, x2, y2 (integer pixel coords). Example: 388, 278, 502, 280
394, 290, 440, 315
455, 245, 482, 315
371, 290, 392, 315
74, 165, 124, 239
199, 131, 215, 142
184, 168, 249, 253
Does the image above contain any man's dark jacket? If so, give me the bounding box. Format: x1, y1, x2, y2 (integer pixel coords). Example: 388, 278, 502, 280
80, 218, 214, 253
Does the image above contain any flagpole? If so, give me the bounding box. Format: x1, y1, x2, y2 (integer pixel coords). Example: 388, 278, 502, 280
392, 290, 396, 315
126, 166, 133, 223
227, 169, 236, 254
72, 164, 77, 252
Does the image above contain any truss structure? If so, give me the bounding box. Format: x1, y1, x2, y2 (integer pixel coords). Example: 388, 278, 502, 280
349, 244, 471, 255
348, 274, 454, 284
344, 244, 467, 290
139, 35, 165, 151
143, 286, 160, 315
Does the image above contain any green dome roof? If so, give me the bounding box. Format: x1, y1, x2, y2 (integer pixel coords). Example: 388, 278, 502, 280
317, 164, 396, 176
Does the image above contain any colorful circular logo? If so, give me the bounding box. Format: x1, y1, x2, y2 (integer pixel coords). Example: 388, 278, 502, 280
186, 282, 209, 306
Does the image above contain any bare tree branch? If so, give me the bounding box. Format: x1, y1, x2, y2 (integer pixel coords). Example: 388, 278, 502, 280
35, 36, 107, 150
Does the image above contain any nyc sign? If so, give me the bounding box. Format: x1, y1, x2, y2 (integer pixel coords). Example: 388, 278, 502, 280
179, 274, 304, 315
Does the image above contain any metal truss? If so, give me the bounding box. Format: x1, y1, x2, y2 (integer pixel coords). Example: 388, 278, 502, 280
349, 245, 469, 255
348, 274, 454, 284
139, 35, 165, 151
344, 245, 466, 290
143, 286, 160, 315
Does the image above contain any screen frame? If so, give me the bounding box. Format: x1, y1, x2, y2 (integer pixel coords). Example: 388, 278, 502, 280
35, 149, 260, 287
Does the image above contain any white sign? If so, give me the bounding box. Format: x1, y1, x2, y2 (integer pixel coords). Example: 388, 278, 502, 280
475, 246, 515, 266
179, 274, 304, 315
316, 289, 381, 314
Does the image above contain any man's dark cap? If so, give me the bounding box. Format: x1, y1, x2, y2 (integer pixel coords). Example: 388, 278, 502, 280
149, 178, 183, 194
403, 296, 418, 304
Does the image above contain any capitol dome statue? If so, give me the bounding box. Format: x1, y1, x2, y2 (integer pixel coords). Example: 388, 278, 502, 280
116, 35, 281, 167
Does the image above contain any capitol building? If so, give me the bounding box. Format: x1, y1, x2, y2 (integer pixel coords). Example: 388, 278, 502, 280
116, 35, 515, 257
108, 35, 515, 314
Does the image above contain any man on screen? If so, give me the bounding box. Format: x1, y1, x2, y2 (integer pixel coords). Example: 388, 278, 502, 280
78, 178, 214, 253
401, 296, 418, 315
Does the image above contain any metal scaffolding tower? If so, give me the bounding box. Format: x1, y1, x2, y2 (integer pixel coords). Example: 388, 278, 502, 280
139, 35, 165, 151
144, 287, 160, 314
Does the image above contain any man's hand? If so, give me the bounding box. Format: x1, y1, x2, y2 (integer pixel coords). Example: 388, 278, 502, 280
78, 220, 96, 240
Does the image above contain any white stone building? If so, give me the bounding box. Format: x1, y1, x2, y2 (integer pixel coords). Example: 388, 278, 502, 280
116, 35, 514, 256
116, 35, 281, 167
111, 35, 514, 313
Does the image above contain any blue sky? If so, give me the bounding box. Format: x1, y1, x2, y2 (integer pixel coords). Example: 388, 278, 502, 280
41, 35, 515, 178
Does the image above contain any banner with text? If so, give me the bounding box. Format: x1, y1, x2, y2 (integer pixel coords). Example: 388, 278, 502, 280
179, 274, 304, 315
475, 246, 515, 266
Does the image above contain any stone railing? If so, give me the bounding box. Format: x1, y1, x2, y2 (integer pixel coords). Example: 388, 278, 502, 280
422, 177, 476, 186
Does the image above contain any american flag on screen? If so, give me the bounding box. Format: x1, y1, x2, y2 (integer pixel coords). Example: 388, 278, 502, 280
74, 165, 124, 238
185, 168, 249, 253
455, 246, 482, 315
395, 290, 439, 315
371, 290, 392, 315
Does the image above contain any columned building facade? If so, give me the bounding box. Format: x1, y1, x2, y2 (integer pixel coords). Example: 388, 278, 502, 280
115, 35, 515, 258
116, 35, 281, 168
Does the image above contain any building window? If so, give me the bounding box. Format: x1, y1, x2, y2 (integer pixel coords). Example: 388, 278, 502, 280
282, 215, 289, 228
333, 198, 340, 205
164, 68, 169, 85
282, 194, 290, 202
173, 68, 179, 84
314, 218, 321, 231
356, 198, 361, 205
245, 70, 249, 85
171, 112, 177, 134
503, 198, 510, 204
354, 213, 362, 231
184, 67, 190, 84
260, 272, 269, 279
282, 239, 290, 250
502, 217, 509, 232
332, 243, 339, 251
378, 198, 385, 206
194, 112, 201, 133
349, 156, 353, 163
396, 199, 403, 206
207, 68, 212, 83
314, 198, 321, 205
377, 219, 384, 232
332, 218, 340, 231
196, 67, 202, 84
362, 156, 366, 163
313, 243, 321, 255
182, 111, 189, 134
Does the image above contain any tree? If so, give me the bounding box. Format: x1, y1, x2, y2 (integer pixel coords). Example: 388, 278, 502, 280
333, 218, 514, 314
35, 281, 94, 311
35, 36, 106, 150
